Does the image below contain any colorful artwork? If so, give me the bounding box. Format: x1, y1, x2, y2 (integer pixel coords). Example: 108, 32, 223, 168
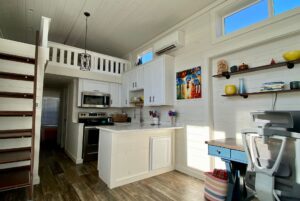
176, 66, 202, 100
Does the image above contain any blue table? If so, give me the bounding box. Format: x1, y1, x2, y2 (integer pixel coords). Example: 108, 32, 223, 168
206, 138, 248, 201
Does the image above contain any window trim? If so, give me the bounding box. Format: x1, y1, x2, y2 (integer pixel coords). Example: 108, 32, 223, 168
211, 0, 300, 44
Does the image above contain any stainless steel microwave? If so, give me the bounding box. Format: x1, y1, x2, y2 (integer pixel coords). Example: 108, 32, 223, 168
81, 91, 110, 108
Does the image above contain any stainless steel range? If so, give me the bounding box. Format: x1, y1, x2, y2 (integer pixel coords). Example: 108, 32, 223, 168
78, 112, 114, 162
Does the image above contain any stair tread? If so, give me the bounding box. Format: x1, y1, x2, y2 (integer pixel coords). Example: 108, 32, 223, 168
0, 92, 33, 99
0, 52, 35, 64
0, 111, 33, 117
0, 147, 31, 164
0, 166, 31, 191
0, 129, 32, 139
0, 71, 34, 81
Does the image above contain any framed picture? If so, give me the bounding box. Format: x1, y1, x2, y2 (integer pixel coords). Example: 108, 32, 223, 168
176, 66, 202, 100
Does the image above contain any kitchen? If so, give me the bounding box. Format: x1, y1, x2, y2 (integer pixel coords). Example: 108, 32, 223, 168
0, 0, 300, 201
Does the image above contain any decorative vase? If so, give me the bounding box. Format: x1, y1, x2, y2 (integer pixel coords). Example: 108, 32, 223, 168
171, 116, 176, 126
239, 78, 246, 94
153, 117, 159, 125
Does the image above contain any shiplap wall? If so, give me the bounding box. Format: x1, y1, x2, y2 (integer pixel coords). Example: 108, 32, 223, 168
126, 6, 300, 179
212, 34, 300, 140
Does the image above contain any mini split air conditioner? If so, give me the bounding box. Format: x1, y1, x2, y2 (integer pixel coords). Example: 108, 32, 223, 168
153, 31, 184, 55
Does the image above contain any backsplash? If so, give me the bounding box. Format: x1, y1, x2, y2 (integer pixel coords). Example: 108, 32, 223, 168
123, 106, 174, 124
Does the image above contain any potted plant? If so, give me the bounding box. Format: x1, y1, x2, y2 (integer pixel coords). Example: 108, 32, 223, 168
168, 110, 177, 126
149, 110, 160, 125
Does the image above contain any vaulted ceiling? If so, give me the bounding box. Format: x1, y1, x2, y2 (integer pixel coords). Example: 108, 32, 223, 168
0, 0, 216, 57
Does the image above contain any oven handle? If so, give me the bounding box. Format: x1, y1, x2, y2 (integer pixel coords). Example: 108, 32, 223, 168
84, 126, 100, 129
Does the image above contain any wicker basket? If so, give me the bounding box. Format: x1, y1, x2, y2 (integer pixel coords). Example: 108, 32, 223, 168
112, 114, 128, 122
204, 170, 228, 201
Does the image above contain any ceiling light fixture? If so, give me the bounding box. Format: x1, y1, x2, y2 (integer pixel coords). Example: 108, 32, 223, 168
79, 11, 91, 71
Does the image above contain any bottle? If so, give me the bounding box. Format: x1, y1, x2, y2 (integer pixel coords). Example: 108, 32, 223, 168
239, 78, 246, 94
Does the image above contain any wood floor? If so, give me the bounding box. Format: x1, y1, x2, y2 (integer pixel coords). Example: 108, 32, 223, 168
0, 147, 205, 201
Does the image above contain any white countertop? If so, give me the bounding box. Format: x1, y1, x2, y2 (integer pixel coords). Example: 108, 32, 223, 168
97, 123, 184, 133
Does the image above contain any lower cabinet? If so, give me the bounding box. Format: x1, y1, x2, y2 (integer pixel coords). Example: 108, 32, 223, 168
150, 136, 172, 170
98, 129, 175, 189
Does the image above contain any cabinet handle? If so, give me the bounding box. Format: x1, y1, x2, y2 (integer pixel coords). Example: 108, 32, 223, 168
135, 82, 137, 88
132, 82, 134, 88
153, 96, 155, 102
111, 100, 112, 105
149, 96, 151, 102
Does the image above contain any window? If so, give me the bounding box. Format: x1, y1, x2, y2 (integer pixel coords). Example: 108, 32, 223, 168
222, 0, 300, 35
224, 0, 268, 35
273, 0, 300, 16
137, 50, 153, 65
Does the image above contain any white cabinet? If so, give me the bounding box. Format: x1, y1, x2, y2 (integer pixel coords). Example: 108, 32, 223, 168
98, 129, 175, 189
121, 72, 131, 107
109, 83, 121, 107
143, 55, 174, 106
127, 67, 144, 91
150, 136, 172, 170
79, 78, 109, 93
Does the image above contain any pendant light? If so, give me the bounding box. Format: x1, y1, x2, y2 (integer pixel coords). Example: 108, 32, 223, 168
79, 12, 91, 71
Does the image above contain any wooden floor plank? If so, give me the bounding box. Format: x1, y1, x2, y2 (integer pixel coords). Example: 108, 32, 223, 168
1, 147, 207, 201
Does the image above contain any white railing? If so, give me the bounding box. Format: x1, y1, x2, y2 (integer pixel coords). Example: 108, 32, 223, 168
48, 42, 131, 75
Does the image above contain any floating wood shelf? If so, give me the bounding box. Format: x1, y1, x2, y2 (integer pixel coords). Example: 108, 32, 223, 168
130, 101, 144, 106
0, 92, 33, 99
0, 147, 31, 164
0, 111, 33, 117
222, 89, 300, 98
213, 59, 300, 79
0, 52, 35, 64
0, 129, 32, 139
0, 71, 34, 81
0, 166, 31, 191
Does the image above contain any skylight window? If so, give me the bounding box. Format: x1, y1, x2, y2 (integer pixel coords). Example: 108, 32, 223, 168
222, 0, 300, 36
273, 0, 300, 16
224, 0, 268, 35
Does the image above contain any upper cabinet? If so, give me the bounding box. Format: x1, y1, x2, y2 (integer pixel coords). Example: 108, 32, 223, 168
127, 66, 144, 91
143, 55, 174, 106
121, 72, 131, 107
109, 83, 121, 107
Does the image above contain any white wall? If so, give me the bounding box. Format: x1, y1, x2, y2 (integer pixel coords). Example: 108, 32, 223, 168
125, 4, 300, 179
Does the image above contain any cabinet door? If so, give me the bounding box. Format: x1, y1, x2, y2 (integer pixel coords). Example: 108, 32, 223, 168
136, 67, 144, 90
82, 79, 109, 93
143, 63, 153, 106
151, 59, 164, 105
110, 83, 121, 107
121, 73, 130, 107
150, 136, 172, 170
128, 70, 136, 91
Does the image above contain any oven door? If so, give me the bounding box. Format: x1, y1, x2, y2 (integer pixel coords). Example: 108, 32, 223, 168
83, 126, 99, 162
81, 92, 110, 108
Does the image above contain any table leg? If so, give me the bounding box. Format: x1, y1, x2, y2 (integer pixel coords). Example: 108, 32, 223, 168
224, 159, 235, 201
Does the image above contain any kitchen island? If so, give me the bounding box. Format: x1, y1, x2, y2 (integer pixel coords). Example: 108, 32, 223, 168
96, 123, 183, 189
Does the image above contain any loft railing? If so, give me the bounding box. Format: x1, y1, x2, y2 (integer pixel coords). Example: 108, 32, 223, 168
48, 42, 131, 75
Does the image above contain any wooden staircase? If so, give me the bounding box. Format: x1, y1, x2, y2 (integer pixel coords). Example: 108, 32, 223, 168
0, 32, 39, 200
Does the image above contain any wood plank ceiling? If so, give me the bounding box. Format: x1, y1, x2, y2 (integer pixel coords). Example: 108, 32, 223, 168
0, 0, 216, 57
